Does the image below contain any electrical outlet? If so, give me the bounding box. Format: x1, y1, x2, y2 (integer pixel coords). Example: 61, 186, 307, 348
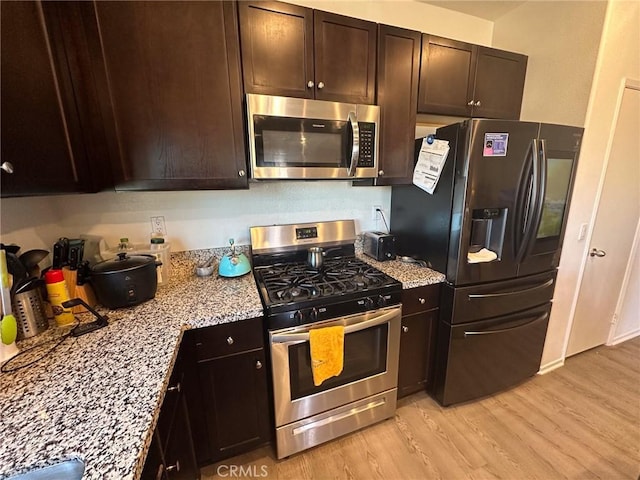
372, 205, 382, 222
150, 216, 167, 236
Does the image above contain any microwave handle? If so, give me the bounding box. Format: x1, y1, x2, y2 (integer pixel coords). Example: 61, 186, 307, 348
347, 111, 360, 177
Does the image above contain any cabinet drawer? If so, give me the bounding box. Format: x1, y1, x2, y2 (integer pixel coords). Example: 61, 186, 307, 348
194, 317, 264, 361
402, 284, 441, 315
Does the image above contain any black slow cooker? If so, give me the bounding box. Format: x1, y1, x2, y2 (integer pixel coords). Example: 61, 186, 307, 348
90, 253, 159, 309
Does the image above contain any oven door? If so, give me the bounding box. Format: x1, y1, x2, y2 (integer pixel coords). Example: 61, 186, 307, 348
269, 306, 401, 428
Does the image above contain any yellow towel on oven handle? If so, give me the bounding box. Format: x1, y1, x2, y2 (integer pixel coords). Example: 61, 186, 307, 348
309, 325, 345, 386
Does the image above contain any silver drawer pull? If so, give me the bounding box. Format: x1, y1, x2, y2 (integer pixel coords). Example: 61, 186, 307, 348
226, 336, 234, 345
167, 382, 181, 393
165, 461, 180, 473
256, 360, 262, 369
402, 326, 409, 333
418, 298, 426, 304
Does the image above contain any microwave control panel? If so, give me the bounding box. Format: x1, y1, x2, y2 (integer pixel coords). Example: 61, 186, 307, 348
358, 122, 376, 167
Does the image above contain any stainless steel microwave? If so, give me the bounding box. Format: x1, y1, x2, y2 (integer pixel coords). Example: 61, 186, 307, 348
246, 94, 380, 180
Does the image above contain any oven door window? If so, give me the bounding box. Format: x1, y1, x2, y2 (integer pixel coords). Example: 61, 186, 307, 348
253, 115, 350, 168
288, 323, 389, 400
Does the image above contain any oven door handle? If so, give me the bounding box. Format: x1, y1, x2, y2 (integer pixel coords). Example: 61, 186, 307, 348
271, 308, 398, 344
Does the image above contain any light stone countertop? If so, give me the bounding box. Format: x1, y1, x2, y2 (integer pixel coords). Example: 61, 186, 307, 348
0, 244, 444, 479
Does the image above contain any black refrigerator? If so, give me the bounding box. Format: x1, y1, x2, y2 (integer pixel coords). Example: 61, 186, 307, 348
390, 119, 583, 406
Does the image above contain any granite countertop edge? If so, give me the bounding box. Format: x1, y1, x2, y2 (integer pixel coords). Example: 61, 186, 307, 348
1, 245, 444, 479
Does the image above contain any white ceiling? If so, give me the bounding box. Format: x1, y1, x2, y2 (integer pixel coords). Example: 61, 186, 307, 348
418, 1, 527, 21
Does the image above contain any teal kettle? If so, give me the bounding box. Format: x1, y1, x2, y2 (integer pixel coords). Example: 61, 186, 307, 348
218, 239, 251, 277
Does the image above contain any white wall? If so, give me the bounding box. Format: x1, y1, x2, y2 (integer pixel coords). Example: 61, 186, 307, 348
1, 182, 389, 252
611, 221, 640, 344
541, 0, 640, 368
492, 0, 606, 127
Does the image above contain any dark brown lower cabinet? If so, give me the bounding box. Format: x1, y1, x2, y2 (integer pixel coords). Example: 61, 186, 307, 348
142, 350, 199, 480
397, 284, 441, 398
185, 317, 271, 465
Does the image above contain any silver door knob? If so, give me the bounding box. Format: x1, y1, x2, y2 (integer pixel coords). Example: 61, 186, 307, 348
1, 162, 14, 174
402, 326, 409, 333
418, 298, 426, 304
165, 461, 180, 473
307, 80, 314, 88
467, 100, 474, 106
378, 170, 384, 176
589, 248, 606, 257
226, 336, 234, 345
474, 100, 481, 106
238, 169, 246, 177
255, 360, 262, 369
317, 81, 325, 89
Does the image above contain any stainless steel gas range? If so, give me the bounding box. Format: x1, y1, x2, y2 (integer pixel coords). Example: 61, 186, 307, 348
250, 220, 402, 459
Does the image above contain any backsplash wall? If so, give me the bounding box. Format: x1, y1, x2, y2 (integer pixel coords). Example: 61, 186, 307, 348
2, 181, 391, 252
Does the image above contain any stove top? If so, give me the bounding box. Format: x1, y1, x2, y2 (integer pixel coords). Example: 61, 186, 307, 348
255, 256, 398, 306
250, 220, 402, 330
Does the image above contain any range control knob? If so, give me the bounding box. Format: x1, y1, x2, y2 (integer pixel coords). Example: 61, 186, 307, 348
377, 295, 388, 308
309, 307, 319, 322
364, 297, 375, 309
293, 310, 304, 324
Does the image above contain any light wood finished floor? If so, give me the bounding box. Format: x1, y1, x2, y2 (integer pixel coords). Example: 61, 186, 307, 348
201, 337, 640, 479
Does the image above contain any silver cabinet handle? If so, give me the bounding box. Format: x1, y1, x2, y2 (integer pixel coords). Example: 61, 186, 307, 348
238, 169, 245, 177
226, 336, 234, 345
474, 100, 481, 106
378, 170, 384, 176
402, 326, 409, 333
418, 298, 426, 304
167, 382, 181, 393
590, 248, 606, 258
307, 80, 314, 88
1, 162, 14, 174
256, 360, 262, 369
165, 461, 180, 473
317, 81, 325, 89
467, 100, 474, 106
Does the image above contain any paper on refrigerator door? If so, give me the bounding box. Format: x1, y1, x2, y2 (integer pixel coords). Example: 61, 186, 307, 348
412, 138, 449, 194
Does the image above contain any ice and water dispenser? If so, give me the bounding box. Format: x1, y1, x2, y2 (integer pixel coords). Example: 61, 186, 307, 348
468, 208, 506, 262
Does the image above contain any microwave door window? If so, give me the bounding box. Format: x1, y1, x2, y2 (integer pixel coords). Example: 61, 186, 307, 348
254, 115, 349, 168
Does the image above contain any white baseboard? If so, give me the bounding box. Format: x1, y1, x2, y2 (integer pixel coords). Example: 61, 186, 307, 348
607, 328, 640, 346
538, 358, 565, 375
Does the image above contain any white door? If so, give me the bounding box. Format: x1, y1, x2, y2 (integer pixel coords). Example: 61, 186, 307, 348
567, 84, 640, 356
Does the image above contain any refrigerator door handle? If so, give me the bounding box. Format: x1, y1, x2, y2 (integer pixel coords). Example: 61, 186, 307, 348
521, 139, 548, 259
467, 278, 554, 299
464, 312, 549, 337
515, 139, 540, 262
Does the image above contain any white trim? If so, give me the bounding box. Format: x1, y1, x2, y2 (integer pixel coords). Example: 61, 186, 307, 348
538, 358, 565, 375
625, 78, 640, 90
607, 215, 640, 344
561, 77, 634, 359
609, 329, 640, 346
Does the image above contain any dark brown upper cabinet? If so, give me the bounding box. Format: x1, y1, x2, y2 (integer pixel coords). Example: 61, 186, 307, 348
87, 1, 248, 191
375, 25, 421, 185
418, 35, 527, 120
0, 1, 111, 197
239, 1, 377, 104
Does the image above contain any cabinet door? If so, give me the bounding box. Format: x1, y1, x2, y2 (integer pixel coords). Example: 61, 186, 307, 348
0, 1, 93, 197
398, 309, 438, 398
376, 25, 421, 185
472, 46, 527, 120
164, 397, 200, 480
93, 1, 248, 190
239, 1, 314, 99
313, 11, 377, 104
417, 35, 475, 116
198, 349, 270, 461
